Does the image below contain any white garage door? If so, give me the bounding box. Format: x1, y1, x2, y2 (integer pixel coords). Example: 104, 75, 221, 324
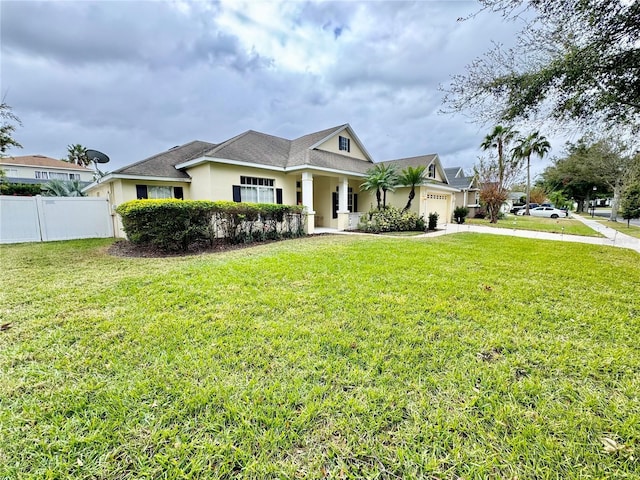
423, 193, 450, 226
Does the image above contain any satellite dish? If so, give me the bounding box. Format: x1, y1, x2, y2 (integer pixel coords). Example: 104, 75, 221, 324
86, 149, 110, 164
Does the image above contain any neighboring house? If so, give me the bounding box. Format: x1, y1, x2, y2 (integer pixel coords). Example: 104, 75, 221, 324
0, 155, 94, 186
83, 124, 464, 237
444, 167, 481, 216
504, 191, 526, 213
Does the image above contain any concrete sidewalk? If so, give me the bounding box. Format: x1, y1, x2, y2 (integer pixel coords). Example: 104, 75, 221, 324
568, 214, 640, 253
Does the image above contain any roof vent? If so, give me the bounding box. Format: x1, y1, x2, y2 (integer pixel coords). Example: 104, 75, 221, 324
169, 145, 180, 150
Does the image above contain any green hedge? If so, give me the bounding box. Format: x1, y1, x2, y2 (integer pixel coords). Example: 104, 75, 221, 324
116, 199, 216, 251
116, 199, 306, 251
0, 183, 43, 196
209, 201, 305, 243
358, 206, 425, 233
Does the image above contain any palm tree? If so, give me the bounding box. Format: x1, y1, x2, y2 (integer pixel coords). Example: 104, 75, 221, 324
398, 165, 427, 212
361, 167, 384, 210
480, 125, 519, 187
512, 131, 551, 215
66, 144, 90, 167
42, 179, 85, 197
361, 164, 398, 209
379, 164, 398, 208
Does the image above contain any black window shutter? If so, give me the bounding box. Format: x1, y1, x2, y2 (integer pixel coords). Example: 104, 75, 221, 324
353, 194, 358, 213
276, 188, 283, 204
232, 185, 241, 202
347, 138, 351, 152
173, 187, 184, 200
332, 192, 338, 219
136, 185, 148, 199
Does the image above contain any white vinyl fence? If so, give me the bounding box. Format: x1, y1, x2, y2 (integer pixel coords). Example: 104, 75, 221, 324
0, 195, 114, 244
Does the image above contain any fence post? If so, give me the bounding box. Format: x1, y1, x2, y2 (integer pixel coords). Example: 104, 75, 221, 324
34, 195, 46, 241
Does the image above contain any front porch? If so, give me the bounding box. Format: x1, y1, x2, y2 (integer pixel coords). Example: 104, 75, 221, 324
298, 171, 369, 234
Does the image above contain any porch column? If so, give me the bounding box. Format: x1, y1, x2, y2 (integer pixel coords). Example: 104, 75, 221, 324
301, 172, 315, 234
337, 176, 350, 231
463, 189, 468, 207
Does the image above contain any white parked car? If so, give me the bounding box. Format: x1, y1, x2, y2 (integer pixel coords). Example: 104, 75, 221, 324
528, 206, 568, 218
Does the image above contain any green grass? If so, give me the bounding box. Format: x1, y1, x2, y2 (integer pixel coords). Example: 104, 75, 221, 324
466, 215, 602, 237
1, 236, 639, 479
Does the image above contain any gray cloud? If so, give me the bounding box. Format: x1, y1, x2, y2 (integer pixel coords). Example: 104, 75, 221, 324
1, 1, 269, 73
0, 0, 559, 175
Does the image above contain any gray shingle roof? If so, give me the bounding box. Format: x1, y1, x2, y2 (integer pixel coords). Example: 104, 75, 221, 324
204, 130, 291, 167
444, 167, 462, 179
201, 124, 375, 172
287, 125, 348, 167
303, 149, 375, 174
116, 140, 216, 178
379, 154, 438, 170
109, 126, 449, 183
448, 176, 474, 189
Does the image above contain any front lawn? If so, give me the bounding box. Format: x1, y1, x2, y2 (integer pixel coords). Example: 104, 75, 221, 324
1, 236, 639, 478
466, 215, 602, 236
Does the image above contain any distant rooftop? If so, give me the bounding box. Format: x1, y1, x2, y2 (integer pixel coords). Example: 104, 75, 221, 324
1, 155, 92, 171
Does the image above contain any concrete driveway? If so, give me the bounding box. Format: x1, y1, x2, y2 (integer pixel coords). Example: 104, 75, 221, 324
419, 216, 640, 254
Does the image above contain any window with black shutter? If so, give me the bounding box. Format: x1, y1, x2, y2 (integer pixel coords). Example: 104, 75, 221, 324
136, 185, 148, 199
338, 136, 350, 152
232, 185, 241, 202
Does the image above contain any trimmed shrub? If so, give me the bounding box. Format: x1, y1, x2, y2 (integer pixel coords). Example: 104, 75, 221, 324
358, 206, 425, 233
210, 202, 305, 243
453, 206, 469, 224
116, 199, 306, 251
116, 199, 216, 251
428, 212, 439, 231
0, 183, 43, 196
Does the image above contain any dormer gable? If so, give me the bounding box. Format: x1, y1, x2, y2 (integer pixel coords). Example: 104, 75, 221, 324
309, 124, 373, 162
381, 154, 448, 184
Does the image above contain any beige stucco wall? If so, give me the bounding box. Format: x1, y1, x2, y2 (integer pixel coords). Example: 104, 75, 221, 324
88, 178, 192, 206
316, 131, 368, 161
188, 163, 212, 200
1, 163, 94, 182
312, 175, 332, 227
384, 187, 420, 215
187, 163, 297, 204
87, 178, 192, 237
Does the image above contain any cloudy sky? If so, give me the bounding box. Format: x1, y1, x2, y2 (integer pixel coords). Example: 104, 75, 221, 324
1, 0, 557, 174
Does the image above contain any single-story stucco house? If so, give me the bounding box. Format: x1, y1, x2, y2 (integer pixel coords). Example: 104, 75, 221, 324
83, 124, 475, 237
